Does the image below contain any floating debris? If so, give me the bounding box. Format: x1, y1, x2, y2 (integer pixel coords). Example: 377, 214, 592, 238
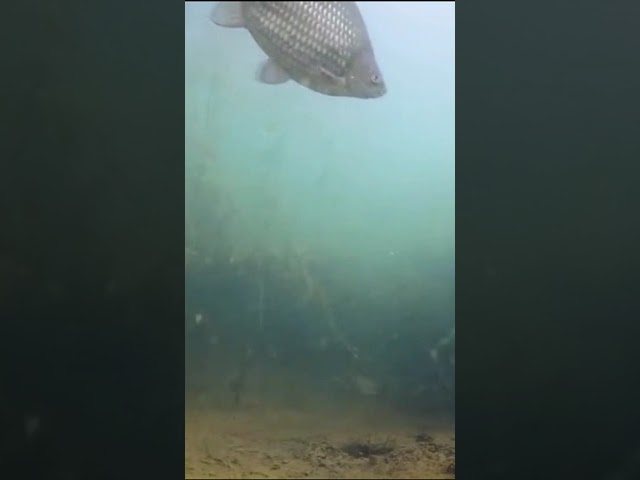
354, 375, 380, 396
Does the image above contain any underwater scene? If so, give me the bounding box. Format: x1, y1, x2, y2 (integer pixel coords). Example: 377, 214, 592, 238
185, 2, 455, 478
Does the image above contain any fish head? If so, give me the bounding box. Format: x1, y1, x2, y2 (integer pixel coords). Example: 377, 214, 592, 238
345, 49, 386, 99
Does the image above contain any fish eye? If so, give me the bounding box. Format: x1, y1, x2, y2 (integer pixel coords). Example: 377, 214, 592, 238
370, 73, 381, 84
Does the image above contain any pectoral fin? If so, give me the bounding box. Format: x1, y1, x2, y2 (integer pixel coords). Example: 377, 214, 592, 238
257, 59, 291, 85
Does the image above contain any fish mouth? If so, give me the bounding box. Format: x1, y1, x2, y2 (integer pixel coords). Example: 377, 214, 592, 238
350, 84, 386, 99
366, 85, 387, 99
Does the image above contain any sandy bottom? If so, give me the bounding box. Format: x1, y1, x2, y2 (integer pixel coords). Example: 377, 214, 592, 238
185, 394, 455, 479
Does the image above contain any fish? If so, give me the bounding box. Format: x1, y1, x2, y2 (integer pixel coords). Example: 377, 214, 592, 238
211, 1, 386, 99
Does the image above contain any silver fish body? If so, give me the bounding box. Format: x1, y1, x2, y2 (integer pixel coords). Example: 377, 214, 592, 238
211, 1, 386, 99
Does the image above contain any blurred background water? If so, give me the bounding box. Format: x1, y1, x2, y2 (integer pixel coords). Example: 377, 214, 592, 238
185, 2, 455, 478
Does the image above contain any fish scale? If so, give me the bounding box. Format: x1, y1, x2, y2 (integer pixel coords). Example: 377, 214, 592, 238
256, 2, 354, 76
211, 1, 386, 98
